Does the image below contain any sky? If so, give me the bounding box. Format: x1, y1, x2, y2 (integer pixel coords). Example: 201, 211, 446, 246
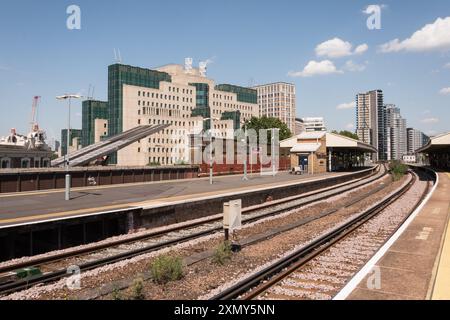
0, 0, 449, 142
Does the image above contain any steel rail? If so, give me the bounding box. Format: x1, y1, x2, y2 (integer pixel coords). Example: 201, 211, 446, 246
211, 169, 430, 300
0, 166, 385, 295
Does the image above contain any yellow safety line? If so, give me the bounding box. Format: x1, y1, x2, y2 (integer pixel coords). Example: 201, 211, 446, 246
432, 173, 450, 299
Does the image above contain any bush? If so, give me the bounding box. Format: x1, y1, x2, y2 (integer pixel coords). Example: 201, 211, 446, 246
111, 287, 123, 300
150, 255, 184, 284
212, 241, 232, 265
389, 160, 408, 181
130, 278, 145, 300
147, 162, 161, 166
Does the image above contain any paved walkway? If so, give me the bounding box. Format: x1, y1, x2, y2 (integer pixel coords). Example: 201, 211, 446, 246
346, 172, 450, 300
0, 170, 351, 228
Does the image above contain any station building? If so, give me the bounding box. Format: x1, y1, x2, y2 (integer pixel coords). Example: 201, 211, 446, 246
82, 62, 259, 166
417, 132, 450, 170
280, 132, 377, 173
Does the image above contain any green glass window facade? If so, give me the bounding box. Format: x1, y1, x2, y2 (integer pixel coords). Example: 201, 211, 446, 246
214, 84, 257, 104
221, 110, 241, 130
61, 129, 83, 156
190, 83, 211, 131
107, 64, 172, 163
82, 100, 108, 147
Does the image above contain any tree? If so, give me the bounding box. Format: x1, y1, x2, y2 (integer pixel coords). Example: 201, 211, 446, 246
244, 116, 292, 141
332, 130, 359, 140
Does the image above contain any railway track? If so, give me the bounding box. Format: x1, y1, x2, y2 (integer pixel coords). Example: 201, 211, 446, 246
211, 168, 434, 300
0, 166, 387, 296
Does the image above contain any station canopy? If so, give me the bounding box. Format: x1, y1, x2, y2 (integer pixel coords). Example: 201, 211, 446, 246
417, 132, 450, 153
280, 132, 377, 154
326, 132, 377, 153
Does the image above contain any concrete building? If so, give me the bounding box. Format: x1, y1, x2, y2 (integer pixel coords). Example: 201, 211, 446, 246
295, 117, 326, 134
61, 129, 83, 156
385, 104, 407, 161
253, 82, 296, 133
82, 100, 109, 147
84, 62, 259, 166
407, 127, 429, 154
356, 90, 386, 161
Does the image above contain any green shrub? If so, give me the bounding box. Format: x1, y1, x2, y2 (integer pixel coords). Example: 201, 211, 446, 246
150, 255, 184, 284
389, 160, 408, 181
130, 278, 145, 300
147, 161, 161, 166
212, 241, 232, 265
111, 287, 123, 300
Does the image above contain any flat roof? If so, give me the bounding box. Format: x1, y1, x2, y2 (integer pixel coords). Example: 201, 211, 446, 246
280, 132, 377, 153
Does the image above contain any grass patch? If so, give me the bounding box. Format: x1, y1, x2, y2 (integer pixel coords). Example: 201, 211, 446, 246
150, 255, 184, 284
111, 286, 123, 300
389, 160, 408, 181
212, 241, 232, 265
130, 277, 145, 300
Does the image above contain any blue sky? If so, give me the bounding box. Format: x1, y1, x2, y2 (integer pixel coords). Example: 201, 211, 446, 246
0, 0, 449, 141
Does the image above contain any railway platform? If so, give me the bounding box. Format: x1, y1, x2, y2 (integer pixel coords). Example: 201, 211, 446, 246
341, 171, 450, 300
0, 169, 370, 228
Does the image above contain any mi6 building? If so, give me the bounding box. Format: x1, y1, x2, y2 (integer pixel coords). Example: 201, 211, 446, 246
82, 61, 259, 166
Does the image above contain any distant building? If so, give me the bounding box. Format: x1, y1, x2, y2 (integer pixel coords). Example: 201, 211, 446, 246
402, 154, 416, 163
90, 62, 260, 166
407, 128, 429, 154
0, 128, 53, 169
82, 100, 109, 147
356, 90, 386, 160
385, 104, 407, 161
296, 117, 326, 133
253, 82, 296, 133
61, 129, 83, 156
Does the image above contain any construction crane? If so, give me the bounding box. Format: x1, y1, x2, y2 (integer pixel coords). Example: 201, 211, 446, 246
30, 96, 41, 131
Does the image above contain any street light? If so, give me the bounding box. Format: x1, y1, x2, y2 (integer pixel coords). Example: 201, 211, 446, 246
203, 117, 220, 185
56, 94, 82, 201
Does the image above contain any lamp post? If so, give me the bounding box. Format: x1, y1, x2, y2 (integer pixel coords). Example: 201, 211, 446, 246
203, 117, 219, 185
56, 94, 82, 201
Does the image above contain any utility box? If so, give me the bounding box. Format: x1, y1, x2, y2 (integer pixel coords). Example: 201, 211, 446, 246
223, 199, 242, 231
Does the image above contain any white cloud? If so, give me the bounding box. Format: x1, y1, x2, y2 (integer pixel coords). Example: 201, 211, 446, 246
379, 17, 450, 53
439, 87, 450, 95
354, 44, 369, 55
421, 117, 439, 124
346, 123, 355, 130
444, 63, 450, 69
344, 60, 366, 72
337, 101, 356, 110
315, 38, 369, 58
288, 60, 342, 77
